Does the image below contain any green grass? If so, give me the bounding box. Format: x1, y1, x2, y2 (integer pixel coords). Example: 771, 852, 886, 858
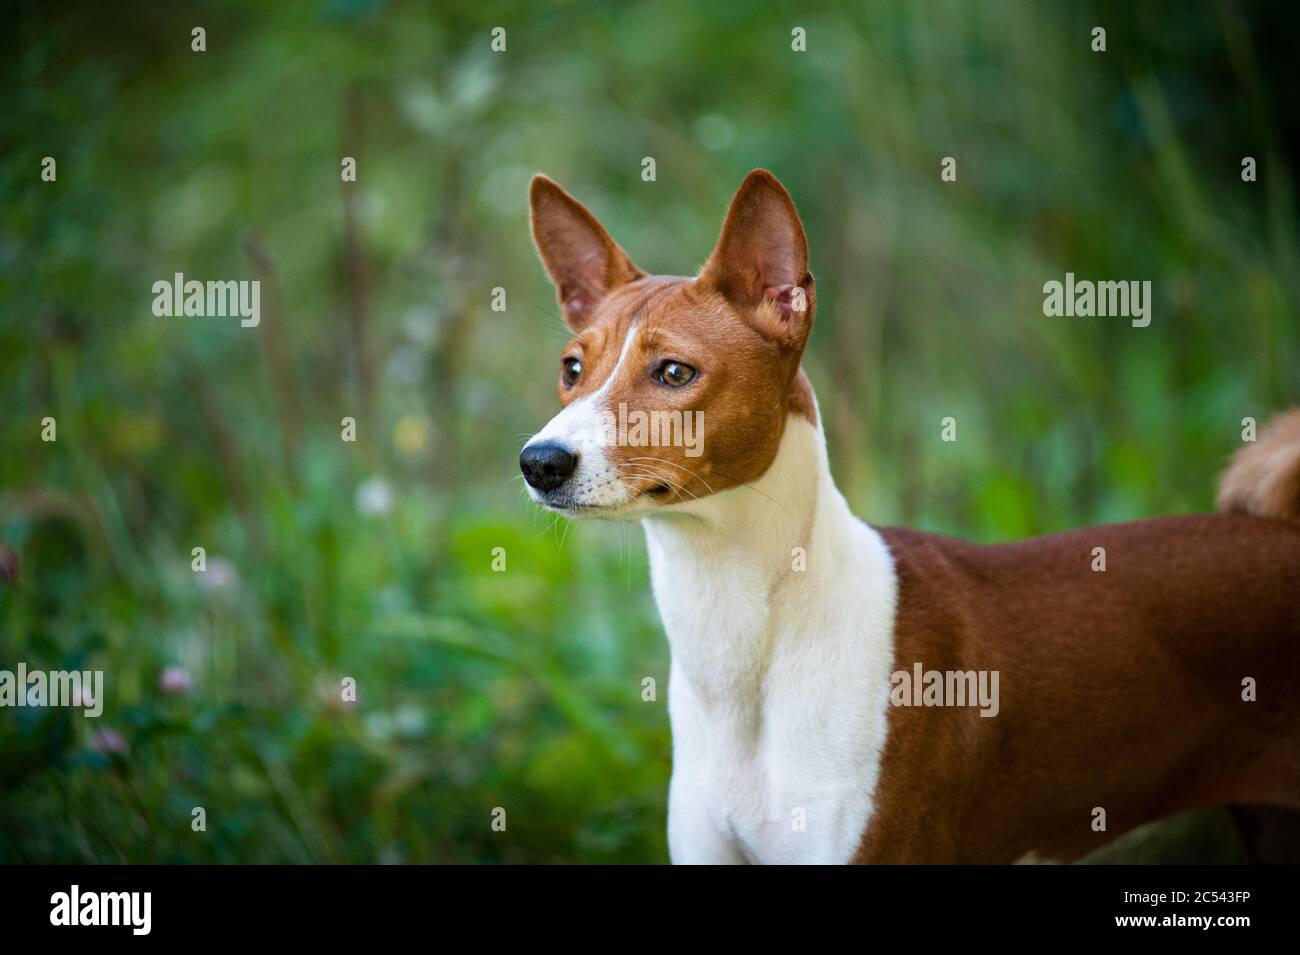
2, 0, 1296, 862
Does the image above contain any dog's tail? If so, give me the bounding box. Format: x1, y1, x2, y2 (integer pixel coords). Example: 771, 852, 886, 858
1216, 409, 1300, 521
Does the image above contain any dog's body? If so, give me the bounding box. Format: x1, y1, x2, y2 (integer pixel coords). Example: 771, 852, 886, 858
521, 169, 1300, 863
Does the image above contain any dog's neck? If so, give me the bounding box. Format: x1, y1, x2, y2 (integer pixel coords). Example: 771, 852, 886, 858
640, 410, 893, 710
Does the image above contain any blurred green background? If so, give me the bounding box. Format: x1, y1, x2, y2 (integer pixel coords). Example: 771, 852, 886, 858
2, 0, 1297, 863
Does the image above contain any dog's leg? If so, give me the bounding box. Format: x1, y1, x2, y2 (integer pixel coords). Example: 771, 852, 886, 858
667, 777, 749, 864
666, 661, 749, 864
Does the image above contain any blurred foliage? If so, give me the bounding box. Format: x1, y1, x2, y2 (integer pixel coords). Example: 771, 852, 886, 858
1, 0, 1296, 862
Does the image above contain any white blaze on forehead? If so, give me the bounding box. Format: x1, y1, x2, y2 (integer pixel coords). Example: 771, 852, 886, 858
524, 323, 640, 508
602, 319, 641, 394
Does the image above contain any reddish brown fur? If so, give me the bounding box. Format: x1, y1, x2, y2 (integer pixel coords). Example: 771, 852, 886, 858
530, 172, 817, 502
529, 169, 1300, 863
858, 514, 1300, 862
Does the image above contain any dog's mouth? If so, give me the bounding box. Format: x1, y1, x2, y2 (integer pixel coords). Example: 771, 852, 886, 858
629, 481, 677, 505
544, 500, 622, 514
538, 481, 674, 517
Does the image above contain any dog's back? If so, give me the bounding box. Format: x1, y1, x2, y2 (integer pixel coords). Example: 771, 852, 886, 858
860, 415, 1300, 862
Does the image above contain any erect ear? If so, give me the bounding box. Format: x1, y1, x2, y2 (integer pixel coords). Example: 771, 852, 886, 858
700, 169, 814, 348
529, 175, 645, 329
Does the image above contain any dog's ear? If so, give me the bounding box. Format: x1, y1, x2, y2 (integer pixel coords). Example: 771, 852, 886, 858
530, 175, 644, 329
701, 169, 814, 349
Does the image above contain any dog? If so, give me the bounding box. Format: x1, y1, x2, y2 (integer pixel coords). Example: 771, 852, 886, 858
519, 168, 1300, 863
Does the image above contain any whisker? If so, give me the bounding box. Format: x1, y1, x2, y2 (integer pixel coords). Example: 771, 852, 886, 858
624, 456, 787, 513
557, 512, 575, 553
620, 466, 706, 506
526, 297, 574, 340
618, 464, 701, 503
710, 468, 787, 511
625, 456, 716, 494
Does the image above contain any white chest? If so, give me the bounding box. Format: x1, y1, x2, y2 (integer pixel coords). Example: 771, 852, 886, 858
665, 637, 893, 864
641, 418, 899, 864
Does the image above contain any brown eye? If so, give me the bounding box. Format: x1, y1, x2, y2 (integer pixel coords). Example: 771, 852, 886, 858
561, 357, 582, 387
657, 361, 696, 388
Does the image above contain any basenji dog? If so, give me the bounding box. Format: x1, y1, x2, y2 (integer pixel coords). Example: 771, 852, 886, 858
519, 168, 1300, 864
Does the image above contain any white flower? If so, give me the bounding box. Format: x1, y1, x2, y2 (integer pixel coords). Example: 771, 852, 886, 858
355, 478, 394, 516
198, 557, 238, 592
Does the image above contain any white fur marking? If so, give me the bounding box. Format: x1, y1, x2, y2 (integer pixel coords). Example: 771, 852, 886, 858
523, 323, 640, 509
643, 414, 899, 864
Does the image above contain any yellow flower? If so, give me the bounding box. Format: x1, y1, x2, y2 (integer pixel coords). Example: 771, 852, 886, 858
394, 414, 430, 456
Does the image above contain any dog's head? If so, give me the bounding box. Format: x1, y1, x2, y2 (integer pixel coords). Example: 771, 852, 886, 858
520, 169, 816, 518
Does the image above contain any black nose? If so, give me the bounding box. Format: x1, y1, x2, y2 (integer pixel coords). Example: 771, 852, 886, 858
520, 442, 578, 492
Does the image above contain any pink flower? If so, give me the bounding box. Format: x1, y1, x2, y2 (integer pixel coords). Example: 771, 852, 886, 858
89, 728, 128, 755
0, 543, 18, 583
160, 667, 193, 694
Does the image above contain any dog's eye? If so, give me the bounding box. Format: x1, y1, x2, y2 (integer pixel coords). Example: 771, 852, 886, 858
561, 357, 582, 387
657, 361, 696, 388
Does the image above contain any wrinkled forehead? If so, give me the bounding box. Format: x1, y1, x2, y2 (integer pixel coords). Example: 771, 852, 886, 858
566, 276, 737, 356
